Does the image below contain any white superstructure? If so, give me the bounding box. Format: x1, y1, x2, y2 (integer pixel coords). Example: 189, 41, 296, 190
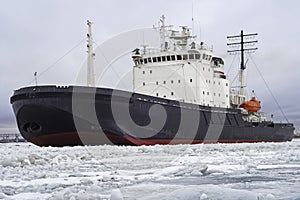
132, 16, 230, 108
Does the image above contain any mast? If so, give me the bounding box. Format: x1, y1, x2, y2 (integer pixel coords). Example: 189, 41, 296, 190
87, 20, 95, 87
160, 15, 166, 51
239, 30, 246, 96
227, 30, 258, 97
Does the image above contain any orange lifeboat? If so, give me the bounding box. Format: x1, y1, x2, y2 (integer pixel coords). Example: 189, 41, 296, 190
240, 98, 261, 113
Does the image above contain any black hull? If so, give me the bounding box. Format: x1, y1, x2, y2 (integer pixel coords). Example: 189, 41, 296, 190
10, 86, 294, 146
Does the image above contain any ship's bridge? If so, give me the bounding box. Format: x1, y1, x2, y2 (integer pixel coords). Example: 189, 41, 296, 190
132, 49, 215, 67
132, 16, 229, 108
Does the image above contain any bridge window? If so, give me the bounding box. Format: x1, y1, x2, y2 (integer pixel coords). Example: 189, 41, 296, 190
183, 54, 188, 60
177, 55, 182, 60
152, 57, 157, 62
167, 55, 171, 61
195, 54, 201, 59
171, 55, 176, 60
144, 58, 147, 64
148, 58, 152, 63
203, 54, 211, 61
162, 56, 166, 61
189, 54, 194, 59
157, 57, 161, 62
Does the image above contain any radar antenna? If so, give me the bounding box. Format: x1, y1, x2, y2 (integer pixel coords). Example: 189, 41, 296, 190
227, 30, 258, 97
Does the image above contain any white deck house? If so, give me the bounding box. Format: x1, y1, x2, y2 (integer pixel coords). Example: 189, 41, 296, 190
132, 16, 230, 108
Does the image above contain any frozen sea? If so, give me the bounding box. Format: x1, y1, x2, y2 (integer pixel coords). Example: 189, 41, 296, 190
0, 140, 300, 200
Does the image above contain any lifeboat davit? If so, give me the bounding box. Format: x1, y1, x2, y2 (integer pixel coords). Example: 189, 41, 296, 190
240, 98, 261, 113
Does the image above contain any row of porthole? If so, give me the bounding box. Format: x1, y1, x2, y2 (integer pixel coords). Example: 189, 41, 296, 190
140, 70, 229, 87
153, 91, 229, 101
142, 79, 229, 87
142, 70, 152, 74
156, 92, 174, 97
157, 79, 181, 85
205, 80, 229, 86
202, 91, 229, 98
143, 79, 192, 86
206, 80, 220, 85
153, 90, 228, 100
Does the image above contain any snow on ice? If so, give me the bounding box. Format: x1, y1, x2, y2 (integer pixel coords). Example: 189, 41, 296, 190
0, 140, 300, 199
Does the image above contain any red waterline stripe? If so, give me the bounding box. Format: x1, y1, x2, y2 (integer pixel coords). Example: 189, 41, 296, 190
25, 132, 292, 146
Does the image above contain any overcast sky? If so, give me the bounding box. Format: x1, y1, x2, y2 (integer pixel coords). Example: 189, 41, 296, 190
1, 0, 300, 133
